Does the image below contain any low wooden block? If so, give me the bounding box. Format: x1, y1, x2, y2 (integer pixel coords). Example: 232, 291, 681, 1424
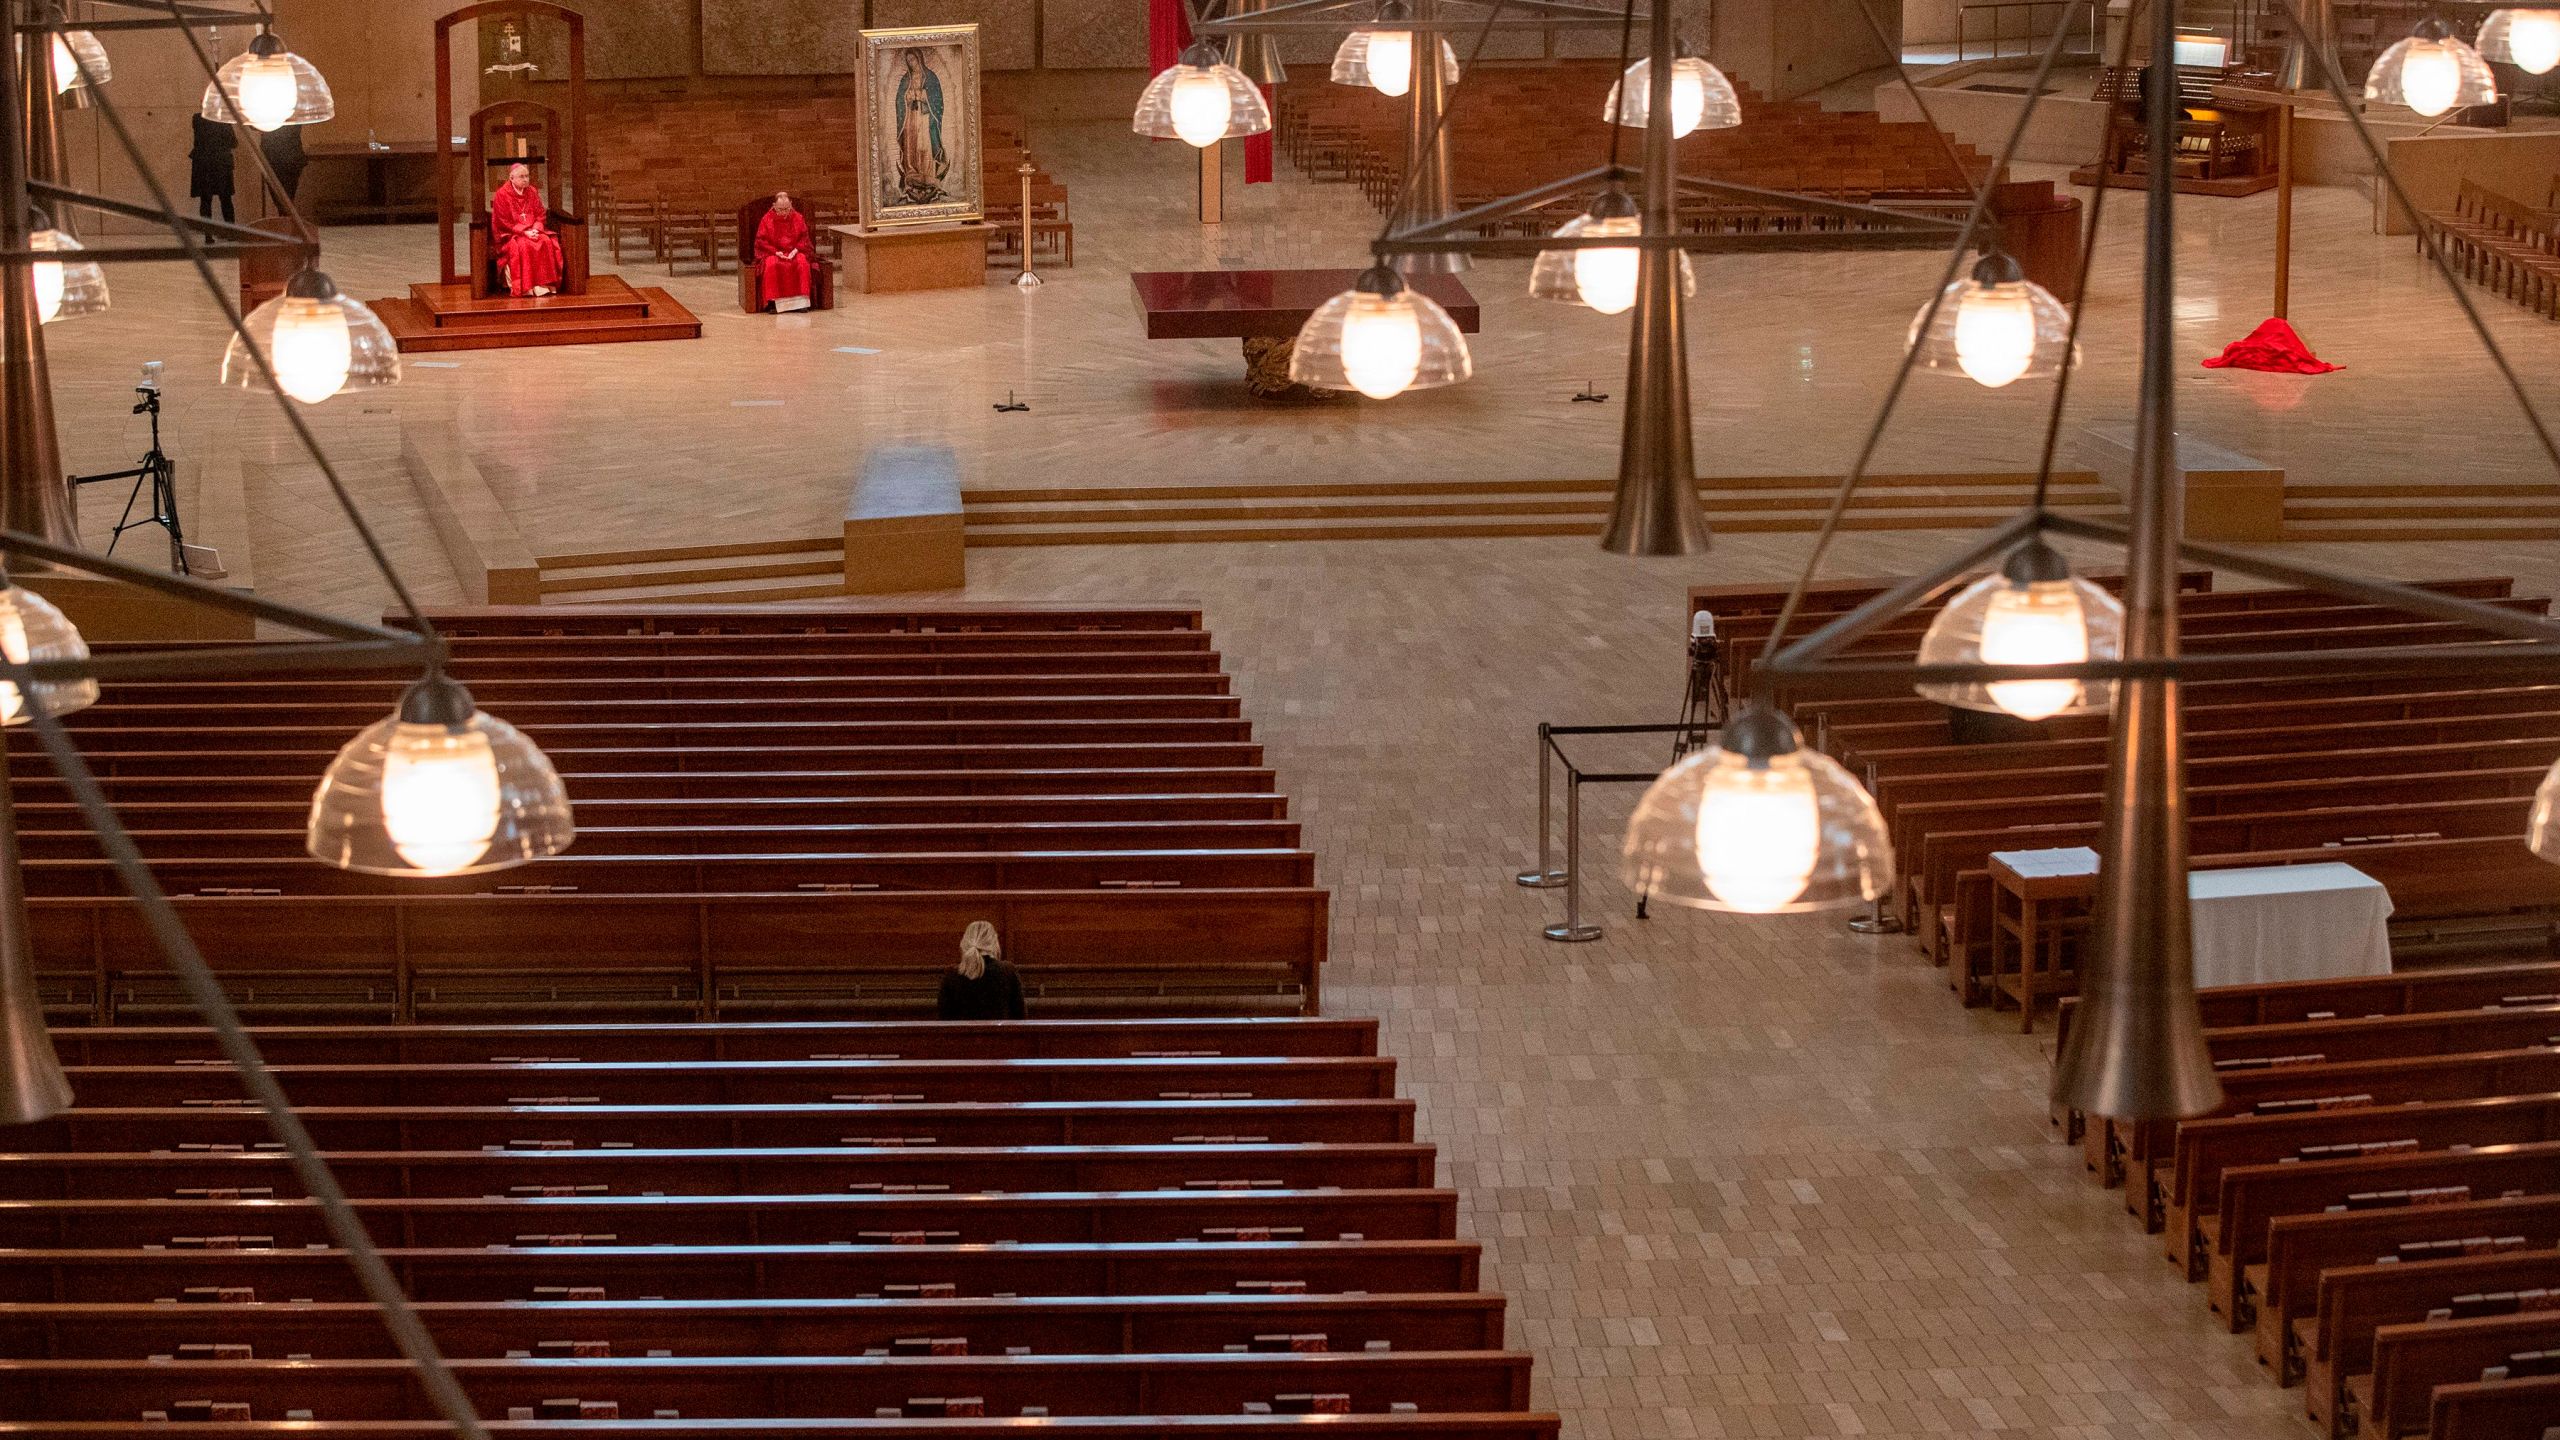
844, 444, 965, 593
830, 221, 991, 294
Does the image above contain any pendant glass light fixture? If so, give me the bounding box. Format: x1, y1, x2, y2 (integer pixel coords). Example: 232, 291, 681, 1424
2479, 9, 2560, 74
1530, 210, 1697, 309
221, 270, 402, 406
1132, 39, 1272, 148
1331, 1, 1461, 99
201, 29, 334, 132
1909, 250, 2073, 389
2366, 16, 2498, 117
1289, 263, 1472, 399
1915, 537, 2126, 722
1524, 186, 1653, 316
27, 228, 107, 324
0, 581, 98, 726
1623, 704, 1892, 914
308, 672, 574, 878
1604, 49, 1742, 139
49, 28, 108, 93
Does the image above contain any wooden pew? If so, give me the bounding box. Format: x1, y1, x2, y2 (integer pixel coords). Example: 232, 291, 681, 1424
0, 1187, 1465, 1249
17, 819, 1309, 865
45, 1016, 1384, 1063
2254, 1192, 2560, 1380
402, 603, 1207, 635
0, 1292, 1511, 1360
34, 741, 1273, 781
0, 1349, 1539, 1420
15, 793, 1297, 838
2366, 1310, 2560, 1439
2426, 1371, 2560, 1440
14, 765, 1289, 806
22, 1097, 1419, 1152
2305, 1248, 2560, 1437
0, 1418, 1573, 1440
53, 1054, 1399, 1106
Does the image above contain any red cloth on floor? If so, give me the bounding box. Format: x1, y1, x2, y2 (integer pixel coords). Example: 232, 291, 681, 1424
1246, 84, 1273, 183
2201, 317, 2340, 374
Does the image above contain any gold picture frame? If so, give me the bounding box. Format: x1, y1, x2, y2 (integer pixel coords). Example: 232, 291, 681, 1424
854, 23, 983, 230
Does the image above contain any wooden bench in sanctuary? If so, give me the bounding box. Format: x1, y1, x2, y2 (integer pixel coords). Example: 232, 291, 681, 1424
7, 604, 1555, 1438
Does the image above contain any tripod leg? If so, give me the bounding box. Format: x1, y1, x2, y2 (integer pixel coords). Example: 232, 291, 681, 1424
155, 459, 188, 575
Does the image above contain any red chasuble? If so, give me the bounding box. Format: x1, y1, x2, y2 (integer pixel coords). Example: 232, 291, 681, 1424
756, 208, 813, 306
490, 181, 564, 296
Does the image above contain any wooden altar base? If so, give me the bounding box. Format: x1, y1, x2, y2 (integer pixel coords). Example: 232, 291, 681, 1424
2068, 162, 2280, 198
371, 274, 703, 353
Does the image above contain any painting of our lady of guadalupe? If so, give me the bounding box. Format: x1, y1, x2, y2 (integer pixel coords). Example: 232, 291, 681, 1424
856, 24, 982, 229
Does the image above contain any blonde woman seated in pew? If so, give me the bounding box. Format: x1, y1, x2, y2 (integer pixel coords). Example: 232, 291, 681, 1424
939, 920, 1027, 1020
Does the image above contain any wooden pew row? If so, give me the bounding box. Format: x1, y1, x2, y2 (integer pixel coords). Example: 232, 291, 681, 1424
400, 604, 1207, 636
0, 1237, 1488, 1303
45, 1016, 1384, 1064
0, 1292, 1511, 1360
0, 1420, 1562, 1440
21, 848, 1322, 900
59, 695, 1252, 732
2305, 1248, 2560, 1437
1, 1143, 1440, 1199
2204, 1140, 2560, 1323
52, 743, 1276, 788
408, 649, 1237, 680
12, 767, 1289, 806
1719, 583, 2541, 653
16, 820, 1309, 865
2059, 960, 2560, 1053
54, 1054, 1402, 1107
21, 1098, 1419, 1153
16, 795, 1299, 838
2254, 1192, 2560, 1379
0, 1187, 1464, 1248
0, 1350, 1536, 1423
383, 632, 1220, 658
35, 717, 1263, 756
31, 888, 1333, 1023
2366, 1310, 2560, 1439
1830, 682, 2560, 760
96, 668, 1238, 701
2109, 1042, 2560, 1202
42, 741, 1271, 781
1853, 711, 2560, 790
2427, 1372, 2560, 1440
2164, 1090, 2560, 1271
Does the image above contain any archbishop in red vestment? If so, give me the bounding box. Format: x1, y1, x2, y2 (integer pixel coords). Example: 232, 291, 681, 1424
490, 163, 564, 297
756, 193, 813, 311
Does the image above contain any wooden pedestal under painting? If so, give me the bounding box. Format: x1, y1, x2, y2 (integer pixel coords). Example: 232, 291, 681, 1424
855, 23, 983, 230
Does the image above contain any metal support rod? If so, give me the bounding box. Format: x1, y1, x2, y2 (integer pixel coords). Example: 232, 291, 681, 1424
0, 0, 74, 551
2273, 100, 2294, 318
1516, 722, 1565, 887
1014, 160, 1042, 290
1396, 0, 1467, 275
1598, 0, 1706, 556
1544, 768, 1603, 942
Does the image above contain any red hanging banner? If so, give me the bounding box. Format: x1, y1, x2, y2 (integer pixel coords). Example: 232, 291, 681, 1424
1246, 85, 1274, 183
1149, 0, 1192, 72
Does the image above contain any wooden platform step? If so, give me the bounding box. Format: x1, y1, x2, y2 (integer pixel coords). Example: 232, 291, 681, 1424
534, 535, 849, 606
373, 275, 703, 354
960, 472, 2125, 547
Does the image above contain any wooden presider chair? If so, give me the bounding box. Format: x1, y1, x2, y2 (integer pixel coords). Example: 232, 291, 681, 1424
465, 102, 591, 300
736, 192, 837, 313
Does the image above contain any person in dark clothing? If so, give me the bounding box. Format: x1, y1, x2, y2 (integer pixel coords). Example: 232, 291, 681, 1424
188, 113, 236, 222
937, 920, 1027, 1020
260, 124, 307, 212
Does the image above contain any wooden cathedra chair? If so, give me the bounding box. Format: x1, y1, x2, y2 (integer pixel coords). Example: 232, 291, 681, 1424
465, 103, 590, 299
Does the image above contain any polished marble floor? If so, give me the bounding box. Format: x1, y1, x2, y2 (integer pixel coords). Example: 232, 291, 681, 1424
38, 114, 2560, 1439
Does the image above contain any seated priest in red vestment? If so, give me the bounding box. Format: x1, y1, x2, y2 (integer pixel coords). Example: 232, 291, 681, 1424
756, 192, 814, 312
491, 163, 564, 298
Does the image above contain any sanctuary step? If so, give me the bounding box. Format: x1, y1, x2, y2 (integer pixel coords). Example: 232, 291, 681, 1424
372, 275, 704, 354
960, 471, 2129, 548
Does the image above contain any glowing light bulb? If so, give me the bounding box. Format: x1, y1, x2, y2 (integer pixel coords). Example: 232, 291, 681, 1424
0, 603, 29, 723
270, 296, 353, 404
1364, 30, 1413, 96
1339, 293, 1422, 399
50, 35, 76, 94
1693, 757, 1820, 913
380, 724, 503, 875
1667, 63, 1708, 137
30, 255, 63, 324
2509, 11, 2560, 72
1953, 284, 2038, 388
1978, 582, 2090, 721
236, 52, 299, 130
2398, 39, 2464, 115
1573, 215, 1642, 315
1168, 68, 1234, 147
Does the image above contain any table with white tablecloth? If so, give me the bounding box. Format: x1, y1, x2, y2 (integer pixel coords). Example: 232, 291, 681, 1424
1987, 849, 2396, 1025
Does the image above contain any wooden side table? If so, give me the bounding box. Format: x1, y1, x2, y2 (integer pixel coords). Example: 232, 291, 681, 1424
1989, 848, 2102, 1033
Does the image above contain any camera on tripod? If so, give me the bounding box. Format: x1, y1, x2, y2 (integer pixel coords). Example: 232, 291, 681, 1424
73, 361, 226, 579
